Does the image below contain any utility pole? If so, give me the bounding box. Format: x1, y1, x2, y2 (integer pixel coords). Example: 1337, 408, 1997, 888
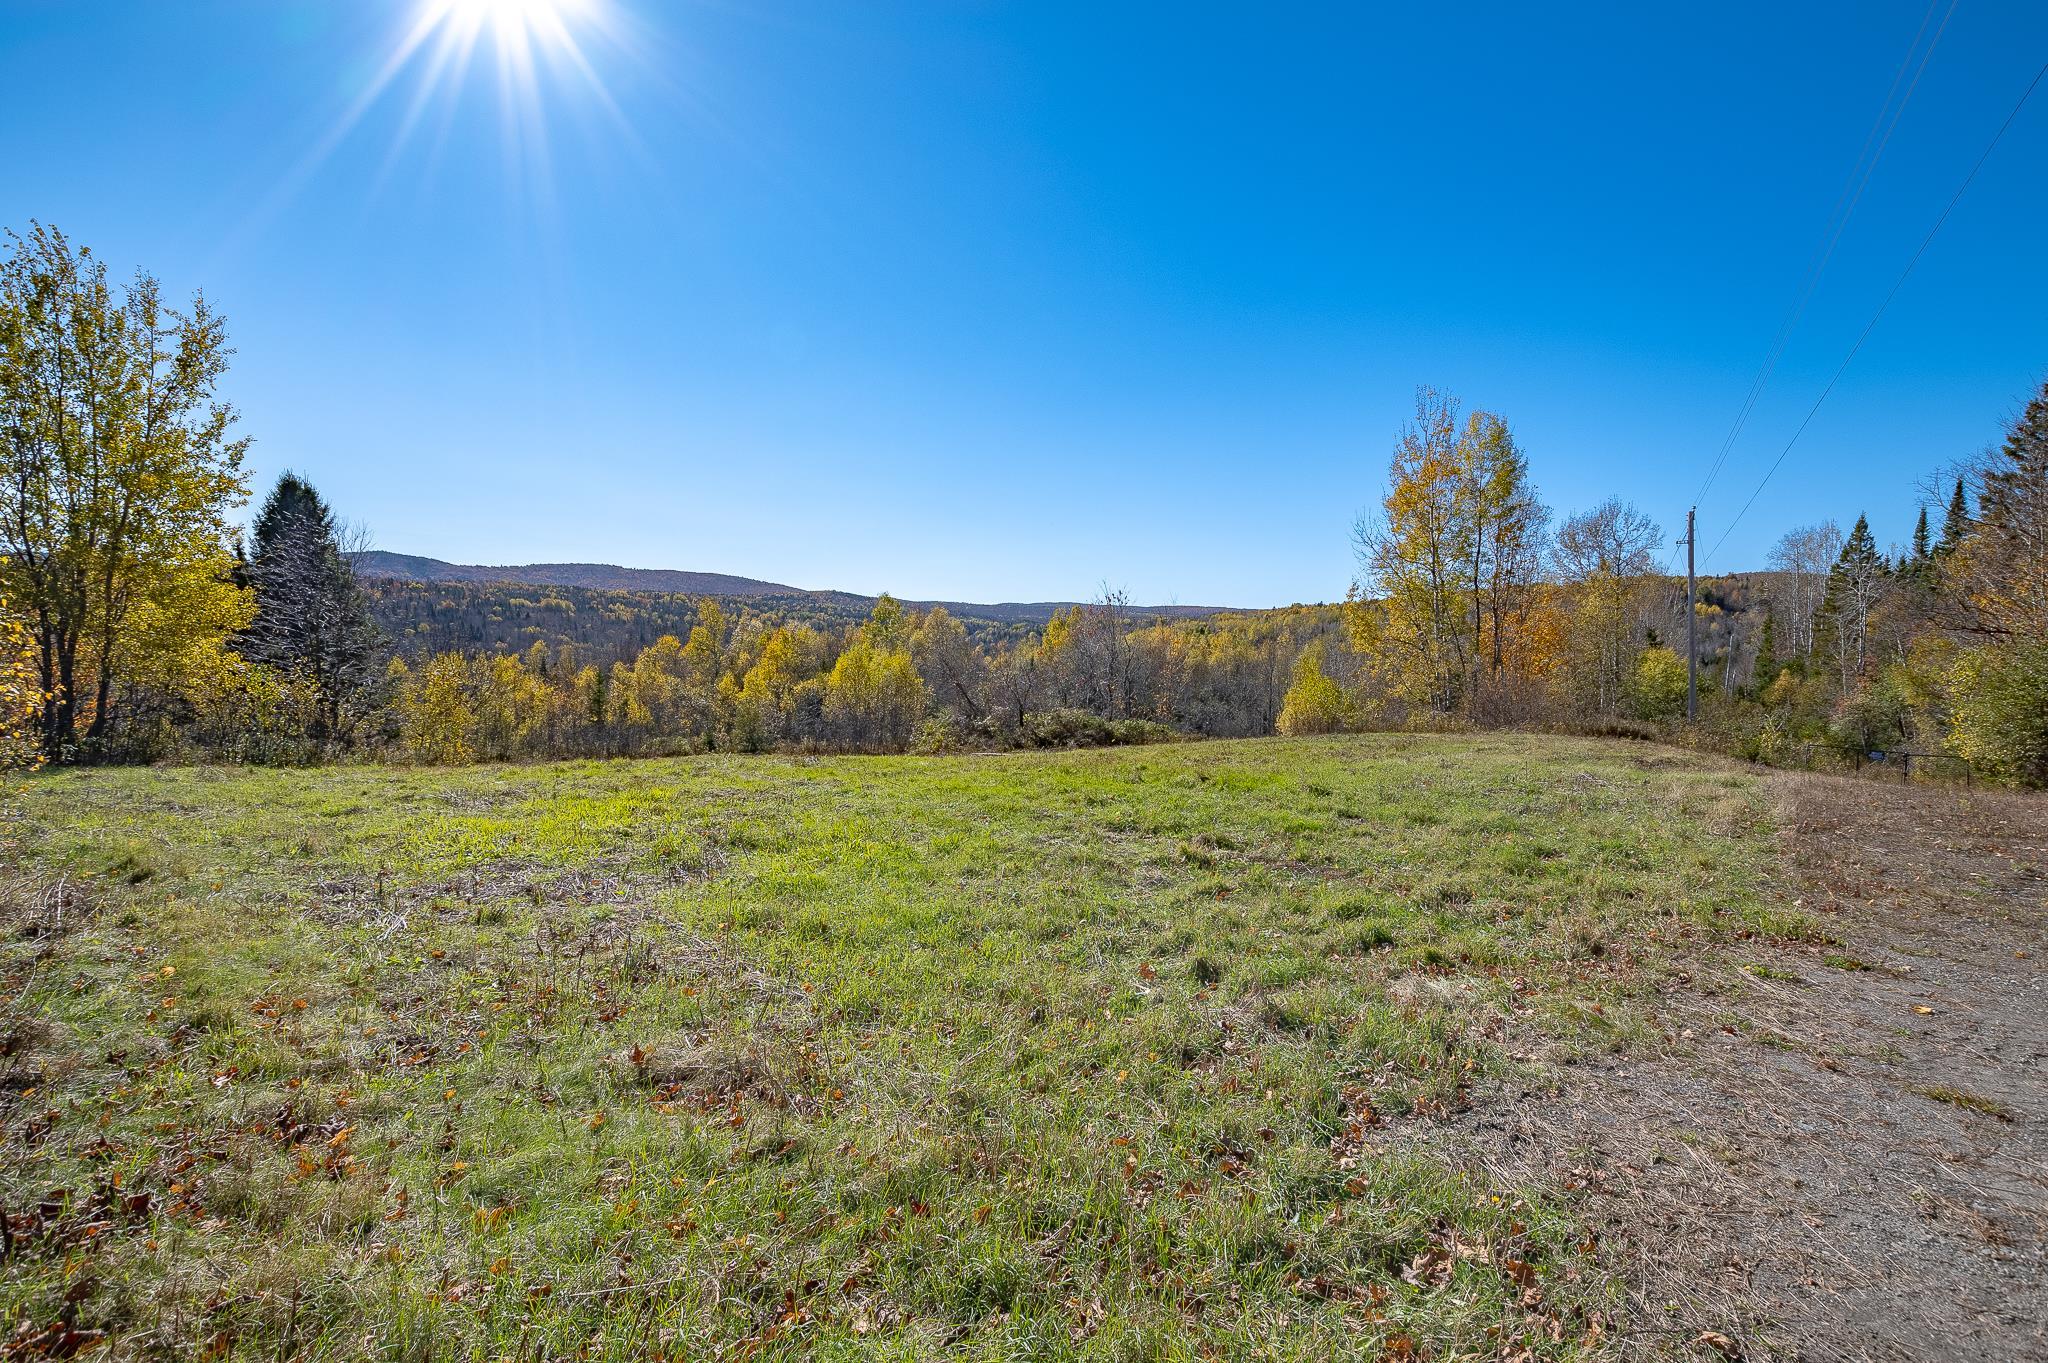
1685, 506, 1698, 721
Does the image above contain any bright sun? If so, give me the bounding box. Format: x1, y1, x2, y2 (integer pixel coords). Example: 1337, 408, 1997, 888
274, 0, 630, 221
361, 0, 625, 174
436, 0, 595, 49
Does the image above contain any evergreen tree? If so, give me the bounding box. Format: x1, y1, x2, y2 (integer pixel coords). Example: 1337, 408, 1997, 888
1979, 383, 2048, 545
241, 473, 380, 746
1937, 477, 1971, 555
1838, 515, 1883, 572
1947, 378, 2048, 649
1815, 514, 1886, 689
1893, 505, 1935, 589
1750, 610, 1779, 694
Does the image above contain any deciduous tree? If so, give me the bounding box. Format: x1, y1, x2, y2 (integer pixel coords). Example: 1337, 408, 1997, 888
1551, 498, 1660, 715
0, 584, 42, 768
910, 606, 985, 723
1456, 411, 1549, 703
1276, 641, 1346, 735
1353, 388, 1470, 713
1766, 522, 1842, 667
396, 652, 474, 763
823, 638, 925, 749
0, 224, 250, 759
1626, 645, 1688, 719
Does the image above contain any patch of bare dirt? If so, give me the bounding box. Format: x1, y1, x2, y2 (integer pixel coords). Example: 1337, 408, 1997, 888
1441, 772, 2048, 1361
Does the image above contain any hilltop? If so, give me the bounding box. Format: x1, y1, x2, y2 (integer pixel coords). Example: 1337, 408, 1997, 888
352, 550, 1229, 629
352, 551, 802, 598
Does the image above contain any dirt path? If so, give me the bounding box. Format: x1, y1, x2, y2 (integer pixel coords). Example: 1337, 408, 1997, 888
1448, 771, 2048, 1361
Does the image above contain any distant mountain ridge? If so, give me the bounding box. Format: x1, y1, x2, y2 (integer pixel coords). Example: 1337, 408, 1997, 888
350, 551, 1226, 626
351, 551, 798, 598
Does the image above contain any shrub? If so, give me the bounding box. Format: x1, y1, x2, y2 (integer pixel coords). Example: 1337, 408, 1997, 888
1625, 645, 1687, 720
1945, 642, 2048, 786
1276, 642, 1349, 735
910, 713, 964, 754
1825, 669, 1913, 762
1108, 718, 1177, 746
1019, 708, 1112, 747
1017, 709, 1176, 749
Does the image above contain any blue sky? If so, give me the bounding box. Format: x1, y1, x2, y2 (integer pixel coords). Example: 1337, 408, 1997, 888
4, 1, 2045, 605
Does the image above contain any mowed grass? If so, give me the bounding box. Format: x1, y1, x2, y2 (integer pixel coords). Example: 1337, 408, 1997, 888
0, 734, 1784, 1361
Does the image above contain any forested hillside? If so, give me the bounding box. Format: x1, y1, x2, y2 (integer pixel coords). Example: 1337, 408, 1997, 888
359, 577, 1227, 663
351, 551, 802, 597
355, 553, 1227, 640
363, 569, 1782, 673
363, 580, 1031, 660
3, 227, 2045, 783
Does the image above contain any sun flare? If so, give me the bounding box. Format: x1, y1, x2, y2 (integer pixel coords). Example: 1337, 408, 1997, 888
431, 0, 596, 52
289, 0, 633, 205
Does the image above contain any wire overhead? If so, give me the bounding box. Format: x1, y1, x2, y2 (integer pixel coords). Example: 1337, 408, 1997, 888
1689, 0, 1956, 512
1701, 55, 2048, 568
1662, 0, 1954, 578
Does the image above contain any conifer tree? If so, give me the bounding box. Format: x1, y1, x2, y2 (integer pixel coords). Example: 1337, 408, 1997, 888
241, 473, 380, 746
1937, 477, 1971, 555
1816, 514, 1886, 688
1979, 383, 2047, 552
1937, 383, 2048, 782
1750, 610, 1779, 694
1894, 505, 1936, 589
1947, 378, 2048, 648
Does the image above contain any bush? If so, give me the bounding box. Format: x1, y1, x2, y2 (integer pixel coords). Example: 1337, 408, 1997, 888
1108, 718, 1179, 746
1825, 669, 1913, 761
910, 713, 965, 754
1017, 709, 1177, 749
1946, 642, 2048, 787
1626, 645, 1687, 720
1546, 716, 1657, 742
1277, 642, 1349, 735
1738, 712, 1793, 765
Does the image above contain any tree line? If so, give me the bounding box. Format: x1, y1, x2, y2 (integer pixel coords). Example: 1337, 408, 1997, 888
1724, 414, 2048, 786
1329, 385, 2048, 785
379, 595, 1340, 761
360, 577, 1045, 662
3, 226, 2044, 783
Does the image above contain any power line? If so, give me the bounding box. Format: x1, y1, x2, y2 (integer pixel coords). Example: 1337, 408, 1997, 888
1688, 0, 1955, 512
1701, 56, 2048, 568
1661, 0, 1953, 579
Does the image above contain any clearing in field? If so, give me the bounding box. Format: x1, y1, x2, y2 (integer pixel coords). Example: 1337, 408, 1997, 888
3, 735, 2040, 1361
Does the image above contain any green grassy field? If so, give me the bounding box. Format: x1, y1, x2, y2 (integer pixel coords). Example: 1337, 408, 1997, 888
0, 735, 1788, 1361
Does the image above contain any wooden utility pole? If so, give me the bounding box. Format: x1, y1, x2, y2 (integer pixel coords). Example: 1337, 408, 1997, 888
1686, 506, 1698, 721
